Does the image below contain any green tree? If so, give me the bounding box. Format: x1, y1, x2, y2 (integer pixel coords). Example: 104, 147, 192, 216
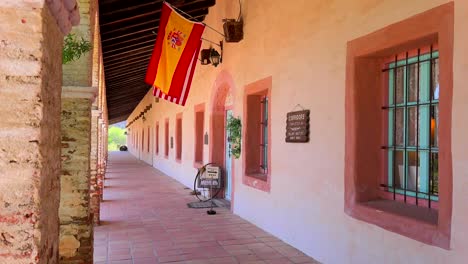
108, 126, 126, 151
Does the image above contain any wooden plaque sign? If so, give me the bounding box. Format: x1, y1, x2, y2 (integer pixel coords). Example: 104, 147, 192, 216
285, 110, 310, 143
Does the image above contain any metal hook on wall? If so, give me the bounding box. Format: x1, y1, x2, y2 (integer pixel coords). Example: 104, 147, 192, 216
291, 104, 306, 112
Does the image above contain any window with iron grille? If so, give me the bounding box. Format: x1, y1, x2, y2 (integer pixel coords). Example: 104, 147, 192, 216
383, 47, 439, 207
147, 127, 150, 153
260, 96, 268, 174
155, 123, 159, 155
176, 116, 182, 160
141, 129, 144, 151
164, 120, 169, 157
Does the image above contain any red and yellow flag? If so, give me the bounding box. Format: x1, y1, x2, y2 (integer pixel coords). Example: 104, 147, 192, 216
145, 2, 205, 103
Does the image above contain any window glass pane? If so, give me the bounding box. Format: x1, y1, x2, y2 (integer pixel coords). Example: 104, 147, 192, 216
431, 152, 439, 195
395, 108, 404, 146
419, 61, 430, 102
408, 64, 419, 102
395, 67, 405, 104
407, 151, 418, 192
419, 105, 430, 148
394, 151, 404, 189
408, 107, 417, 146
431, 105, 439, 147
432, 58, 440, 100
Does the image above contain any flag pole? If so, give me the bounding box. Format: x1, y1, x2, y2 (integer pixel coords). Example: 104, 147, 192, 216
163, 1, 226, 38
151, 31, 221, 48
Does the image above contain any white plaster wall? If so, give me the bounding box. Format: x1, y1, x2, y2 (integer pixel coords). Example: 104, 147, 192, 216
126, 1, 468, 263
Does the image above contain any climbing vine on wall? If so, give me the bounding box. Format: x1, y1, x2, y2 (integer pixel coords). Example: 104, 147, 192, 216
62, 34, 92, 64
226, 116, 242, 159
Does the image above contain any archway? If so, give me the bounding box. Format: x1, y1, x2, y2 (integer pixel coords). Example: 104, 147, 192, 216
209, 71, 236, 202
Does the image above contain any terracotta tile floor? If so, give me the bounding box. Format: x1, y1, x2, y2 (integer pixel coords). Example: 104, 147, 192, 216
94, 152, 320, 264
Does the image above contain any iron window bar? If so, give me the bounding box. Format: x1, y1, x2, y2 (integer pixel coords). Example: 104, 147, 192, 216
428, 45, 434, 208
415, 48, 421, 205
382, 46, 439, 208
381, 57, 434, 72
392, 54, 397, 201
260, 97, 268, 175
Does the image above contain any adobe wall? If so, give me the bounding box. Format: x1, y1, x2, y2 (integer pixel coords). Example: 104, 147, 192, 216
0, 1, 73, 263
127, 1, 468, 263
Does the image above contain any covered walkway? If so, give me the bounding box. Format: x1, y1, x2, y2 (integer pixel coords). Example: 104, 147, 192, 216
94, 152, 319, 264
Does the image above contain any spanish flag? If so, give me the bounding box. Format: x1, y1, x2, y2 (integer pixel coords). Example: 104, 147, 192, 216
145, 2, 205, 105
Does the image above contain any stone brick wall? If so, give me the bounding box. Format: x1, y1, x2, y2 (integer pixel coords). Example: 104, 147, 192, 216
62, 0, 96, 87
89, 0, 103, 225
59, 97, 94, 263
59, 0, 105, 261
89, 110, 100, 225
0, 3, 63, 264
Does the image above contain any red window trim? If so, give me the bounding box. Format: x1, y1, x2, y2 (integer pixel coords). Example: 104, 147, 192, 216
193, 103, 205, 168
242, 76, 272, 193
175, 113, 183, 162
147, 126, 150, 153
344, 2, 453, 249
155, 122, 159, 155
164, 118, 169, 158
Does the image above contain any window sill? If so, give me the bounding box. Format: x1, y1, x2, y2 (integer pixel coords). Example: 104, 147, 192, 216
345, 199, 449, 249
365, 199, 438, 225
245, 173, 267, 181
243, 173, 270, 193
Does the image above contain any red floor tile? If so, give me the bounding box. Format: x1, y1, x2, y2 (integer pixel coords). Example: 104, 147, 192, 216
94, 152, 319, 264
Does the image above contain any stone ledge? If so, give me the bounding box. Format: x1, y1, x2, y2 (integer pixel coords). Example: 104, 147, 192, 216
62, 86, 98, 100
91, 109, 102, 117
47, 0, 81, 35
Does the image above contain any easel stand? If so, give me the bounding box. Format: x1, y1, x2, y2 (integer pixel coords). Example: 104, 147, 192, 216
207, 179, 217, 215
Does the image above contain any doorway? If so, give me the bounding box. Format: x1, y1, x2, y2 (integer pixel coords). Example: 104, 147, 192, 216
224, 109, 233, 201
209, 71, 236, 204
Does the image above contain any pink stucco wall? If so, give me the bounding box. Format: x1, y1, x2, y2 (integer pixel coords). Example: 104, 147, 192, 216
126, 1, 468, 263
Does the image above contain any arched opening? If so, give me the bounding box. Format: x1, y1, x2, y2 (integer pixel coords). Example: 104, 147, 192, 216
209, 71, 236, 201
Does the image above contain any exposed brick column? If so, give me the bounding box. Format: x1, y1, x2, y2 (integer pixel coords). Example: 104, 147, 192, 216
0, 2, 66, 263
89, 108, 101, 225
97, 120, 106, 201
59, 86, 97, 264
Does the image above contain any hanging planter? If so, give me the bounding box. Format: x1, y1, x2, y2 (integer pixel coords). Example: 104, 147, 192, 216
226, 116, 242, 159
62, 33, 92, 64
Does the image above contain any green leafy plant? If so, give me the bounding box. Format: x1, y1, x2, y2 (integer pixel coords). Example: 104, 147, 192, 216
226, 116, 242, 159
63, 33, 92, 64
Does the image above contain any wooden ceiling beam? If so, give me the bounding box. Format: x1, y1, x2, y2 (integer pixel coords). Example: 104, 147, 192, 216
102, 39, 155, 56
106, 64, 148, 75
105, 73, 146, 83
107, 83, 149, 94
100, 0, 162, 17
105, 60, 149, 73
103, 49, 152, 64
104, 55, 150, 69
107, 84, 149, 95
101, 8, 209, 33
105, 67, 148, 79
102, 34, 155, 50
102, 27, 157, 43
101, 0, 213, 27
100, 12, 205, 43
103, 45, 154, 59
99, 0, 214, 120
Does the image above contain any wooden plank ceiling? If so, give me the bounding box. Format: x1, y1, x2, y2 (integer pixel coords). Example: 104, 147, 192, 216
99, 0, 216, 124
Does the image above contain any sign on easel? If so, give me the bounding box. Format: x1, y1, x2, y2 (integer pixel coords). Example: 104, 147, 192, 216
198, 165, 221, 188
285, 110, 310, 143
